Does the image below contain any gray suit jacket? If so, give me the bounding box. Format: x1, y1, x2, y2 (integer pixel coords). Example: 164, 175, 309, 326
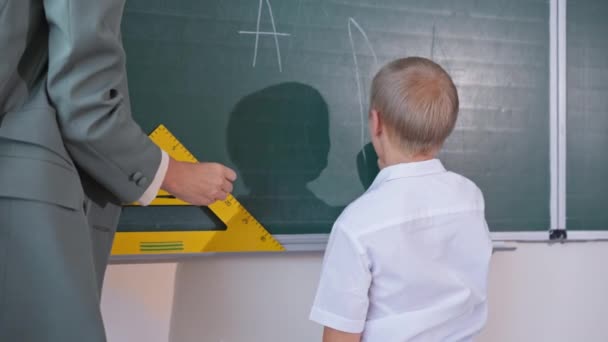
0, 0, 161, 211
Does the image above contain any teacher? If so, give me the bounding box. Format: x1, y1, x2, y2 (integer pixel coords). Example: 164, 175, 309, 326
0, 1, 236, 341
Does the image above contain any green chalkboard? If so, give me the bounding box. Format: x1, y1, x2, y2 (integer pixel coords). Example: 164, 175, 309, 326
567, 0, 608, 230
119, 0, 550, 234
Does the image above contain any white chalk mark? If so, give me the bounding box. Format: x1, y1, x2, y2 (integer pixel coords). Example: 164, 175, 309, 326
348, 21, 364, 154
239, 31, 291, 36
431, 24, 436, 59
348, 17, 378, 162
240, 0, 290, 72
253, 0, 264, 68
348, 18, 378, 66
322, 6, 329, 18
265, 0, 283, 72
429, 22, 452, 72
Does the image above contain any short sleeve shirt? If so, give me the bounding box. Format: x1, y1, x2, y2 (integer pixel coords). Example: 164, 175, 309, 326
310, 159, 492, 342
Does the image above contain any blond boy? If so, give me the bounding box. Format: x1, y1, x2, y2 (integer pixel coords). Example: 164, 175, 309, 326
310, 57, 492, 342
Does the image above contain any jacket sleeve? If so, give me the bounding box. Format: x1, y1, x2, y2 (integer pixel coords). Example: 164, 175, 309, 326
43, 0, 161, 203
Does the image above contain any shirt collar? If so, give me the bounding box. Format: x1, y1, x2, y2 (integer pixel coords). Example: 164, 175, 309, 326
368, 159, 446, 190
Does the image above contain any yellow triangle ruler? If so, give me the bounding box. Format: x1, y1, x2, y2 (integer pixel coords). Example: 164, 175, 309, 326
111, 125, 285, 255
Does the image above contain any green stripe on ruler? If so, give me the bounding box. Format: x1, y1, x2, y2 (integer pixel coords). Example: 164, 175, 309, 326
140, 244, 183, 248
140, 247, 185, 251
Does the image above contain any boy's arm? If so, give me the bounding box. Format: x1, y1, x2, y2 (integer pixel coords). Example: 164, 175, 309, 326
323, 327, 361, 342
310, 224, 372, 339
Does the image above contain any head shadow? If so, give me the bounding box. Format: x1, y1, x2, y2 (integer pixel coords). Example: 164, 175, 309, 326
356, 142, 380, 190
227, 82, 340, 234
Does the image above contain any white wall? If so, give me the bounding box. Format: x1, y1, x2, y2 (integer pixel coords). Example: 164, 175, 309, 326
478, 242, 608, 342
101, 263, 177, 342
102, 243, 608, 342
170, 253, 324, 342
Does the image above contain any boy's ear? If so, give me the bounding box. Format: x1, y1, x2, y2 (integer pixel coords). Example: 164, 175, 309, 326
370, 109, 383, 137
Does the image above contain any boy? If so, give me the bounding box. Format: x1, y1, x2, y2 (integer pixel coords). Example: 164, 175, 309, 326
310, 57, 492, 342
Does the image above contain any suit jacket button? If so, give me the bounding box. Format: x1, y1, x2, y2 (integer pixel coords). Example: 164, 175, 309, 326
130, 171, 143, 182
137, 176, 149, 187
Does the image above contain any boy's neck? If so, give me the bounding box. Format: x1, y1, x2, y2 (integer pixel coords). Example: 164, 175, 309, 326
379, 145, 437, 169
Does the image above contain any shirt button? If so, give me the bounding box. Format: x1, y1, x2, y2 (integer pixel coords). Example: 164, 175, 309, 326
136, 176, 149, 187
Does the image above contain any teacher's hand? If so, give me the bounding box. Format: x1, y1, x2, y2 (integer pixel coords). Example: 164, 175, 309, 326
161, 158, 237, 206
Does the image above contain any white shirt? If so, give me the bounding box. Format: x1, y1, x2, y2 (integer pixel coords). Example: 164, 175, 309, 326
310, 159, 492, 342
138, 151, 169, 205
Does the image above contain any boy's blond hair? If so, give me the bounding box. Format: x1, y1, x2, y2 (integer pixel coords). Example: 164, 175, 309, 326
370, 57, 459, 155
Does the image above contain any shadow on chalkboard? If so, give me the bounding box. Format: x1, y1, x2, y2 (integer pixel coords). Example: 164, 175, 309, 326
356, 143, 380, 190
226, 82, 342, 234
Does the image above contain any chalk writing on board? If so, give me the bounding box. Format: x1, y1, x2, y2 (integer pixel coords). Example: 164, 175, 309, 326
431, 24, 437, 59
238, 0, 291, 72
348, 18, 378, 160
429, 23, 453, 73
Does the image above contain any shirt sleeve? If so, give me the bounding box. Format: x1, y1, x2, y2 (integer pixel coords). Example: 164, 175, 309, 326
310, 224, 372, 333
137, 150, 169, 206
